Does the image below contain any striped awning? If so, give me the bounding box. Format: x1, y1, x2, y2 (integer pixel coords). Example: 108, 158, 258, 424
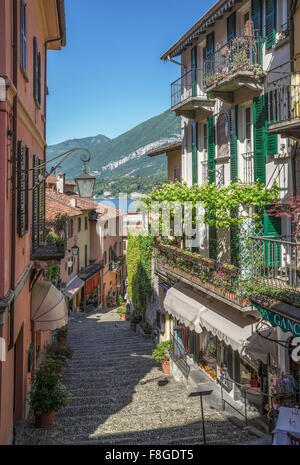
161, 0, 240, 59
31, 280, 68, 331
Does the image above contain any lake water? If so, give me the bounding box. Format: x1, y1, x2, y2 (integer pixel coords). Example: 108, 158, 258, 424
94, 198, 140, 213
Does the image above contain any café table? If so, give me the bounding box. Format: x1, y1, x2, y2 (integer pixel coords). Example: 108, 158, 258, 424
272, 406, 300, 445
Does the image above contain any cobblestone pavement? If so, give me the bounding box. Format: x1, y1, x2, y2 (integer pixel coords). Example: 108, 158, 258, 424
18, 308, 256, 445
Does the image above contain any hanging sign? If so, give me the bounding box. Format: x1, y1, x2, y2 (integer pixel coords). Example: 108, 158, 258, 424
253, 303, 300, 338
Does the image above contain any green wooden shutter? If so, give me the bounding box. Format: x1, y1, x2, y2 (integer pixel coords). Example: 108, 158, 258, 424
229, 106, 238, 182
32, 155, 39, 247
17, 141, 25, 237
252, 0, 262, 64
37, 52, 41, 105
264, 206, 281, 267
38, 159, 45, 245
25, 147, 29, 232
265, 0, 276, 49
207, 116, 216, 184
253, 95, 266, 183
265, 91, 278, 155
192, 122, 198, 184
227, 12, 236, 42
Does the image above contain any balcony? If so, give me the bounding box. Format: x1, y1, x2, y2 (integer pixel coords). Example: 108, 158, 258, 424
171, 68, 215, 119
204, 35, 265, 104
267, 72, 300, 141
31, 220, 67, 262
249, 235, 300, 321
154, 243, 252, 311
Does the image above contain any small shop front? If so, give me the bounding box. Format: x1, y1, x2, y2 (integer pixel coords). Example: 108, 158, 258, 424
63, 275, 85, 313
84, 272, 101, 308
163, 281, 284, 410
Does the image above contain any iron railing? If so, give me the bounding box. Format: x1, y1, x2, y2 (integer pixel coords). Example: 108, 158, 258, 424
267, 72, 300, 125
250, 235, 300, 290
241, 152, 254, 185
155, 244, 250, 309
171, 68, 206, 108
204, 34, 261, 89
171, 334, 190, 379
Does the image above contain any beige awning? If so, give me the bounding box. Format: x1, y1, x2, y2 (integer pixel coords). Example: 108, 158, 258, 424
163, 282, 255, 353
243, 327, 278, 364
31, 280, 68, 331
63, 276, 84, 299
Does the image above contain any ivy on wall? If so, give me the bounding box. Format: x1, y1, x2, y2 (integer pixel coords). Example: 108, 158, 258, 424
126, 232, 155, 315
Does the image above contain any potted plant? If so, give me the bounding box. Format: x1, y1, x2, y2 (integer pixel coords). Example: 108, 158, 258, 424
55, 326, 68, 346
117, 294, 125, 306
117, 305, 127, 321
152, 340, 171, 375
45, 343, 73, 366
30, 358, 70, 428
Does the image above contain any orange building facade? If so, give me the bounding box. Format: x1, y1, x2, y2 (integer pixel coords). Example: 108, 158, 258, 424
0, 0, 66, 444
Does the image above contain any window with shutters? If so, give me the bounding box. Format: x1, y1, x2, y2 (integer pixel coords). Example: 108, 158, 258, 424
33, 37, 42, 106
20, 1, 26, 69
38, 160, 45, 244
78, 217, 81, 232
227, 12, 236, 42
84, 244, 88, 268
85, 216, 88, 230
229, 106, 238, 182
265, 91, 278, 155
206, 32, 215, 77
191, 46, 197, 97
17, 141, 26, 237
207, 116, 216, 184
191, 122, 198, 184
252, 0, 262, 64
32, 156, 39, 247
253, 95, 266, 183
265, 0, 276, 49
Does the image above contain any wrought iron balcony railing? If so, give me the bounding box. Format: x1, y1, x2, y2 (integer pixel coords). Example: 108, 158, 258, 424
250, 235, 300, 292
31, 220, 67, 261
154, 243, 251, 310
204, 34, 262, 90
171, 68, 207, 108
267, 72, 300, 126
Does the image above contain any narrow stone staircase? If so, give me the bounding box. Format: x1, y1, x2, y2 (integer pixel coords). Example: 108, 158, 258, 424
18, 308, 256, 445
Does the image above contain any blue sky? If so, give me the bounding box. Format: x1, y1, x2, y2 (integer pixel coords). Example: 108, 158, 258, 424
46, 0, 216, 145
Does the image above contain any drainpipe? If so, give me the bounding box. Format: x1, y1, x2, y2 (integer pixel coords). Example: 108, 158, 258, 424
9, 0, 18, 351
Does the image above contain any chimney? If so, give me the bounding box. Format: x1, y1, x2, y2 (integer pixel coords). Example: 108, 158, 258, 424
70, 198, 77, 208
56, 172, 65, 193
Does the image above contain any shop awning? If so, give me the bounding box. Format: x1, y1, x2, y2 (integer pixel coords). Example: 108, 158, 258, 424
243, 327, 278, 365
63, 276, 84, 299
163, 282, 255, 353
31, 280, 68, 331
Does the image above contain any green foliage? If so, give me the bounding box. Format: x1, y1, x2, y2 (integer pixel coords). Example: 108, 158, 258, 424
117, 294, 125, 303
117, 306, 126, 316
126, 233, 155, 314
94, 173, 168, 197
55, 326, 68, 341
152, 340, 171, 362
139, 321, 152, 334
143, 180, 279, 229
30, 354, 71, 415
47, 265, 60, 285
45, 343, 73, 362
240, 280, 300, 308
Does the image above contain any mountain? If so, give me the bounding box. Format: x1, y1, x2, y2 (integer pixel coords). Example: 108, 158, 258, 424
46, 110, 181, 181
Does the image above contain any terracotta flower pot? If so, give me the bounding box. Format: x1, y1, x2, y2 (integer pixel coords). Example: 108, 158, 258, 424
57, 337, 66, 346
161, 360, 170, 375
120, 314, 126, 321
35, 410, 56, 428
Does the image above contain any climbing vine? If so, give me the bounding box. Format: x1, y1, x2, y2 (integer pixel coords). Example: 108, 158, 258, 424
126, 232, 155, 315
142, 180, 279, 229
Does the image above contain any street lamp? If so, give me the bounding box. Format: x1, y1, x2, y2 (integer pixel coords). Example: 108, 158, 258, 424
71, 245, 79, 256
14, 147, 96, 199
